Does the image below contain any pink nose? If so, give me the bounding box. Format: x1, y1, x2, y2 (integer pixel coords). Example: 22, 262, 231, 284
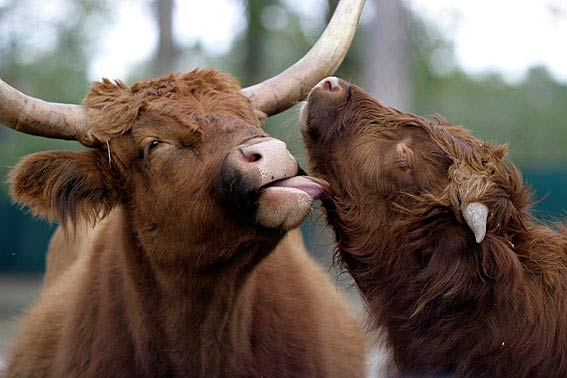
237, 139, 298, 186
240, 147, 262, 163
240, 139, 288, 163
315, 76, 342, 93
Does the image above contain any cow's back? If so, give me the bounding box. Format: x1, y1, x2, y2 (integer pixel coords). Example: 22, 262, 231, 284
5, 222, 98, 378
43, 216, 110, 288
6, 219, 366, 378
6, 212, 121, 378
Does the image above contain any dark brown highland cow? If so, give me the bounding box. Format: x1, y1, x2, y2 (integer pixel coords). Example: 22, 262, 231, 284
300, 76, 567, 378
0, 2, 368, 376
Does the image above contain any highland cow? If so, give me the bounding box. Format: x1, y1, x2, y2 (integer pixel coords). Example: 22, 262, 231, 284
0, 1, 369, 375
300, 76, 567, 378
3, 69, 366, 378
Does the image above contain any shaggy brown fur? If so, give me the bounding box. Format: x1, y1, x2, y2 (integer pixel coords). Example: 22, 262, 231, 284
5, 70, 365, 378
301, 78, 567, 378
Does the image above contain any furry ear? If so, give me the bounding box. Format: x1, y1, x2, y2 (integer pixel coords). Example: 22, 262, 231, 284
9, 150, 120, 226
395, 142, 414, 169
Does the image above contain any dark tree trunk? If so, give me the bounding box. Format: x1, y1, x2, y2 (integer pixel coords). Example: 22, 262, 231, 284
152, 0, 179, 76
242, 0, 271, 85
363, 0, 411, 110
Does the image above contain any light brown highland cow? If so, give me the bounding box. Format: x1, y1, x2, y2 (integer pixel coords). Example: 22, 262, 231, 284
4, 70, 365, 378
0, 2, 369, 375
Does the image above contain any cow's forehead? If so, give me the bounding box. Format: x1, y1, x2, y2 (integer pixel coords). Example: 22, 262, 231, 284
83, 70, 257, 145
348, 100, 503, 173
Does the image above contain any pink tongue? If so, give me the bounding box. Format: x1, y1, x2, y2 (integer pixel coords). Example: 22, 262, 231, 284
270, 176, 325, 199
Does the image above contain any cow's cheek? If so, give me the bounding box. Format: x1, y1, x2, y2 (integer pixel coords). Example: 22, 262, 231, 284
255, 187, 313, 230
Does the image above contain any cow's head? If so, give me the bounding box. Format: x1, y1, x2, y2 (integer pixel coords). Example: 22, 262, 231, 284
300, 77, 530, 285
9, 70, 329, 269
1, 0, 365, 270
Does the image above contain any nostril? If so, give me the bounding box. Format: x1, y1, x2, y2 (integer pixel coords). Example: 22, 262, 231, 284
248, 153, 262, 162
240, 148, 262, 163
316, 76, 342, 93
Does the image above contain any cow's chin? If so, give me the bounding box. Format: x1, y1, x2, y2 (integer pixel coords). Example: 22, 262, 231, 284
256, 187, 313, 230
255, 175, 327, 230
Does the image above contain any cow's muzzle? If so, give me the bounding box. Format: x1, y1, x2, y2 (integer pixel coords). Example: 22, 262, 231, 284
300, 76, 352, 143
221, 137, 328, 230
233, 137, 298, 188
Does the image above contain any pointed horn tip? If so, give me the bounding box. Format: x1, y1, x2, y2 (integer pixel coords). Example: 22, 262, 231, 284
474, 233, 485, 244
462, 202, 489, 244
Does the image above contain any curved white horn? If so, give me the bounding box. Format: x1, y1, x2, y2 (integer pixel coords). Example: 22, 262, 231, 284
0, 78, 89, 140
242, 0, 366, 116
462, 202, 489, 243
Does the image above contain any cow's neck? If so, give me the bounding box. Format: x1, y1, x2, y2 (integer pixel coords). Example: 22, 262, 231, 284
334, 206, 510, 375
115, 209, 280, 377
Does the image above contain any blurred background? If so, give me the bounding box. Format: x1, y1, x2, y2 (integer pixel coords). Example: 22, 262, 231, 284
0, 0, 566, 369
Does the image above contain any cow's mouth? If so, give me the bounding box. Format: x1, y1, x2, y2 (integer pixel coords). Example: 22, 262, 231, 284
220, 136, 328, 230
255, 170, 329, 230
259, 170, 328, 200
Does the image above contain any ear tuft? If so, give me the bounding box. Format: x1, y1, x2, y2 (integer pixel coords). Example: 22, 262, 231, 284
82, 79, 139, 145
9, 150, 120, 226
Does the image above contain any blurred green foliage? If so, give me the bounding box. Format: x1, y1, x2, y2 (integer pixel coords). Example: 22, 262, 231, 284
0, 0, 566, 272
409, 15, 567, 168
0, 0, 116, 192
